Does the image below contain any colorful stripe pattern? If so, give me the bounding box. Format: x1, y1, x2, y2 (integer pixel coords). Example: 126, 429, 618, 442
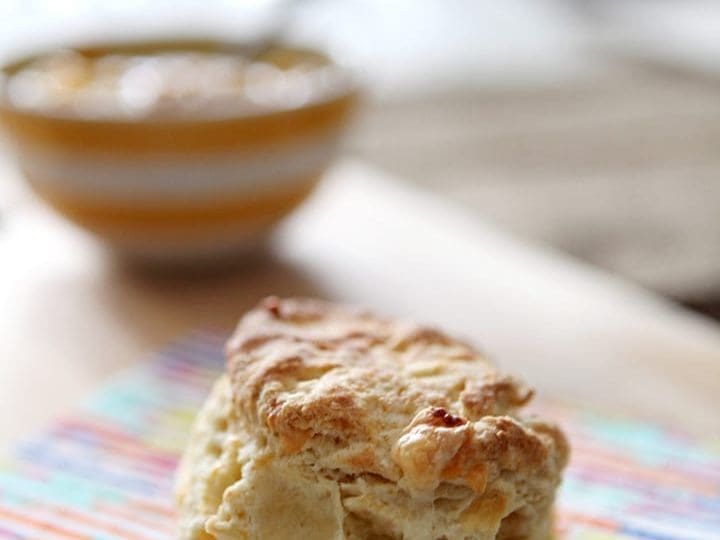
1, 331, 718, 539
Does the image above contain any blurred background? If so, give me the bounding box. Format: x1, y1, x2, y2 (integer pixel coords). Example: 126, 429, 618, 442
2, 0, 720, 314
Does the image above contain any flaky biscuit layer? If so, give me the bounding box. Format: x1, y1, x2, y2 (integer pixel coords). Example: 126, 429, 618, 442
176, 297, 568, 540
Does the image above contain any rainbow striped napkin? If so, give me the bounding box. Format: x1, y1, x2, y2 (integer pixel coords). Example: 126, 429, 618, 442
1, 331, 718, 539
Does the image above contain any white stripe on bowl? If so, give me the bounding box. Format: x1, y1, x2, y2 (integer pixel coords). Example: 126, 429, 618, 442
19, 133, 339, 203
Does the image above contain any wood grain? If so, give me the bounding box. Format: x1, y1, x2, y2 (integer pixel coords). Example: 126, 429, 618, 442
348, 66, 720, 299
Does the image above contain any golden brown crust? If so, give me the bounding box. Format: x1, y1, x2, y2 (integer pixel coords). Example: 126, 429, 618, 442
178, 297, 569, 539
227, 296, 568, 500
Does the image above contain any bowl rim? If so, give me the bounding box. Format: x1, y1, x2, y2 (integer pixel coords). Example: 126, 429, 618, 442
0, 37, 360, 126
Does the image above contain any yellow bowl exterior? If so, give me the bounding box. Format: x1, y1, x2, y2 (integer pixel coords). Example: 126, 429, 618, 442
0, 41, 359, 261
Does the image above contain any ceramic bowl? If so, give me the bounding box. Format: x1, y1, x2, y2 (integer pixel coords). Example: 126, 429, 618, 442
0, 39, 358, 263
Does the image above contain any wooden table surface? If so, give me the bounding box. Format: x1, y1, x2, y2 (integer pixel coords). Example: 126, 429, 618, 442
349, 66, 720, 301
1, 160, 719, 446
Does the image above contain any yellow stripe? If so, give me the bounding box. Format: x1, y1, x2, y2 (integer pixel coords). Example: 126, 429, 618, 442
0, 39, 358, 154
28, 175, 319, 231
0, 94, 357, 154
